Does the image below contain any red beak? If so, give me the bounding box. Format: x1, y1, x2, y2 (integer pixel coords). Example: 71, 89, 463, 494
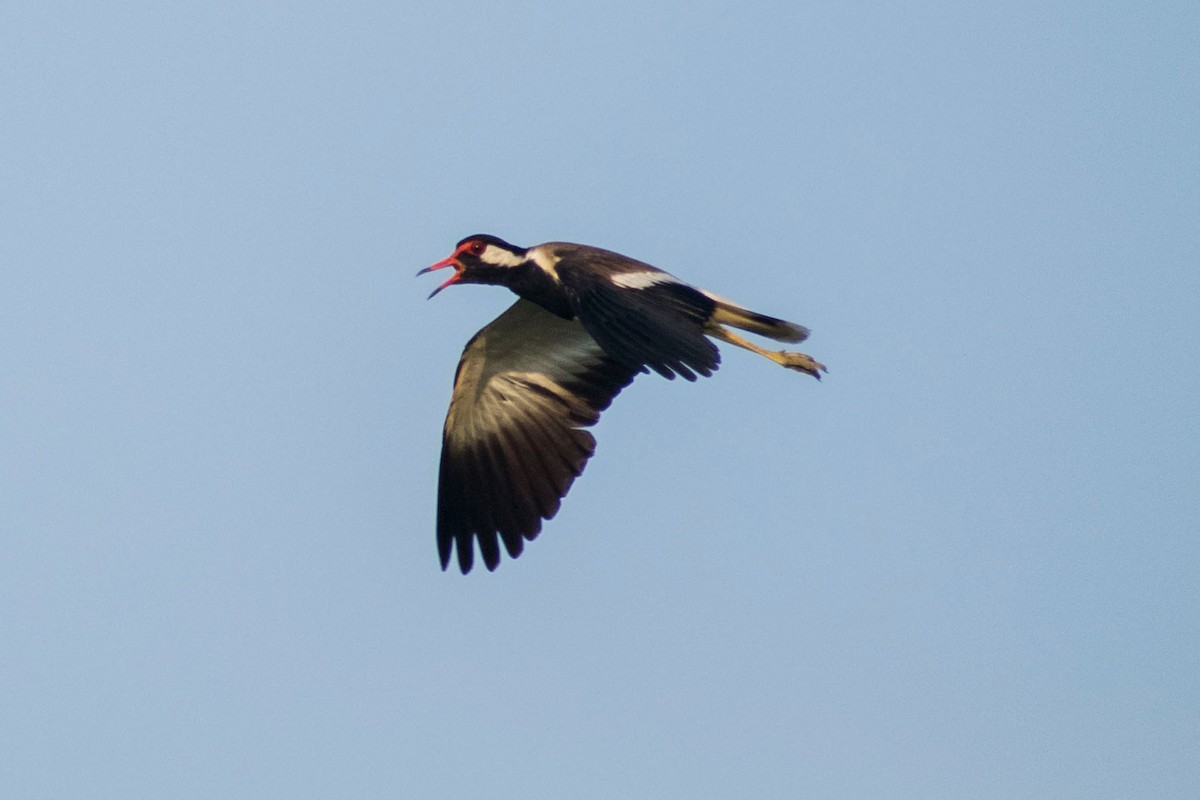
417, 255, 463, 299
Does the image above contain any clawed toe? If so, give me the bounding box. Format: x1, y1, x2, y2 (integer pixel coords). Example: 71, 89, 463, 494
778, 351, 827, 380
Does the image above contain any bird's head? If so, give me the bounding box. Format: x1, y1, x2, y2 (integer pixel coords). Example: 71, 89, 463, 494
418, 235, 528, 298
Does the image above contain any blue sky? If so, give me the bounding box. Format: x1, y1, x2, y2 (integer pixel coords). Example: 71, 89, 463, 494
2, 2, 1197, 797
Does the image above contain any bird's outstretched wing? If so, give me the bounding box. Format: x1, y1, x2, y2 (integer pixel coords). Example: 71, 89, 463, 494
437, 299, 639, 573
555, 250, 720, 381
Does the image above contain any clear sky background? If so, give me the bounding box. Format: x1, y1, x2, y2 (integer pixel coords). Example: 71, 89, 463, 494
2, 2, 1197, 798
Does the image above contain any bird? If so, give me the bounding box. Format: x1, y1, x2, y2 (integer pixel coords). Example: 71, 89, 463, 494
419, 234, 826, 573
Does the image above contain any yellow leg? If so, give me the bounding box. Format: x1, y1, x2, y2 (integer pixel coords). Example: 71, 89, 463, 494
708, 324, 826, 380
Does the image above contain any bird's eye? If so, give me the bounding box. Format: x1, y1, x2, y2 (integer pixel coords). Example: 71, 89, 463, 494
467, 241, 487, 256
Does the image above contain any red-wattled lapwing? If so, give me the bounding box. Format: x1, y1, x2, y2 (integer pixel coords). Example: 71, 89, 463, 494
419, 235, 826, 573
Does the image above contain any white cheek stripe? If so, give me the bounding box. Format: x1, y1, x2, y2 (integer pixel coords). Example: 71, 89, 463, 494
481, 245, 526, 267
611, 271, 680, 290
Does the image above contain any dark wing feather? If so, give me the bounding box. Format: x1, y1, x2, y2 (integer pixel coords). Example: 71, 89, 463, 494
555, 252, 719, 381
437, 299, 638, 573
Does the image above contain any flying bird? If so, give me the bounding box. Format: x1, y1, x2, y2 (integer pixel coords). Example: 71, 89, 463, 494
419, 235, 825, 573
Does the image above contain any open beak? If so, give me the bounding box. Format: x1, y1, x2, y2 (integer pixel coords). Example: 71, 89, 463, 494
417, 255, 463, 299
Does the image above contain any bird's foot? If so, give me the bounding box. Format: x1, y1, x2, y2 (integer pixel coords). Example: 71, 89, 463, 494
773, 350, 826, 380
708, 324, 827, 380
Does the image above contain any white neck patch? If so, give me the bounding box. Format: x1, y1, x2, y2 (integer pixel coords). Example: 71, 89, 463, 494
525, 245, 561, 278
610, 270, 680, 290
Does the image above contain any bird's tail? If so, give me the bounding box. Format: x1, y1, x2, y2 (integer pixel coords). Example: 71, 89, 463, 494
703, 292, 809, 343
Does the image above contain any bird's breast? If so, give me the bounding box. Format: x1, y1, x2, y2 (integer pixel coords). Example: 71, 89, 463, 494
508, 267, 575, 320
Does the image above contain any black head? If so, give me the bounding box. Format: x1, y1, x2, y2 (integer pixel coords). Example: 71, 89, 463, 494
418, 235, 529, 298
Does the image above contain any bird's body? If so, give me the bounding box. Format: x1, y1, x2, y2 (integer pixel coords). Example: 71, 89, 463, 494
420, 235, 825, 573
